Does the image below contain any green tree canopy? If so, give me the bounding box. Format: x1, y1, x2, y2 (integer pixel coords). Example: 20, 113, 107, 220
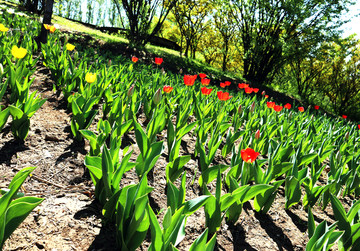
113, 0, 178, 47
229, 0, 355, 85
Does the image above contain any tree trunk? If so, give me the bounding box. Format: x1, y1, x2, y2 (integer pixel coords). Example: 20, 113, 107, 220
222, 39, 229, 72
38, 0, 54, 44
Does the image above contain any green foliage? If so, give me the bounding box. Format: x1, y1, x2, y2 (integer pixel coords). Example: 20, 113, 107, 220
230, 0, 354, 84
330, 195, 360, 250
0, 167, 44, 249
8, 91, 46, 141
69, 93, 98, 141
306, 208, 343, 251
113, 0, 178, 47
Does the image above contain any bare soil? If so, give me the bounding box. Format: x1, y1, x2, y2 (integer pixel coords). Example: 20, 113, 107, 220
0, 28, 348, 251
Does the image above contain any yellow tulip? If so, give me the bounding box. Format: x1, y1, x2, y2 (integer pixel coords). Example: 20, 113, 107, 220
66, 43, 75, 51
85, 72, 96, 83
11, 45, 27, 59
49, 26, 56, 33
0, 24, 9, 32
44, 24, 56, 33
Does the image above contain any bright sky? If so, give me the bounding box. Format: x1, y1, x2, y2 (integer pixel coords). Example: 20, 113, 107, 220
342, 1, 360, 38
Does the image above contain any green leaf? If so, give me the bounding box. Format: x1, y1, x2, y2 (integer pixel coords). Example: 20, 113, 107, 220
4, 196, 43, 241
308, 207, 315, 239
189, 228, 208, 251
147, 204, 164, 251
330, 194, 352, 248
199, 165, 228, 188
163, 207, 172, 230
285, 176, 302, 209
298, 153, 318, 167
84, 155, 102, 184
253, 180, 284, 214
101, 147, 114, 199
0, 108, 9, 131
183, 196, 210, 215
134, 121, 149, 156
166, 155, 191, 183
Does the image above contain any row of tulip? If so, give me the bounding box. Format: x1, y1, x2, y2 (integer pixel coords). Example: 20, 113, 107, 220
0, 11, 46, 141
0, 11, 46, 248
39, 20, 360, 250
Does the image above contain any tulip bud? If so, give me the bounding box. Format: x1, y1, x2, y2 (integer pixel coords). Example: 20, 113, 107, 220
237, 104, 242, 114
345, 131, 349, 140
108, 59, 112, 66
255, 129, 260, 140
250, 102, 255, 113
261, 91, 266, 96
336, 151, 341, 163
127, 84, 135, 98
153, 88, 162, 105
179, 68, 183, 74
74, 51, 79, 61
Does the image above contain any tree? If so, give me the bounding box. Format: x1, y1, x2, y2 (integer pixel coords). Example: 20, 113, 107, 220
316, 37, 360, 116
287, 42, 332, 101
112, 0, 178, 47
213, 0, 236, 71
171, 0, 212, 58
38, 0, 54, 44
197, 24, 222, 65
229, 0, 355, 85
19, 0, 46, 13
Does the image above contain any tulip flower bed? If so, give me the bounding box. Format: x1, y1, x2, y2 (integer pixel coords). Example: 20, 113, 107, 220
1, 8, 360, 251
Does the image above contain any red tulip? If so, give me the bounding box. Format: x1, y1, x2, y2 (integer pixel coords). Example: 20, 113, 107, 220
184, 74, 197, 86
267, 102, 275, 109
253, 88, 259, 93
199, 73, 206, 79
298, 107, 305, 112
273, 105, 283, 112
314, 105, 320, 110
358, 125, 360, 129
201, 78, 210, 86
244, 87, 253, 94
342, 115, 347, 119
224, 81, 231, 86
220, 82, 226, 88
241, 148, 260, 163
238, 83, 249, 89
265, 95, 269, 98
132, 56, 138, 63
217, 91, 232, 101
155, 57, 163, 65
163, 86, 173, 93
284, 103, 291, 109
201, 87, 213, 95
